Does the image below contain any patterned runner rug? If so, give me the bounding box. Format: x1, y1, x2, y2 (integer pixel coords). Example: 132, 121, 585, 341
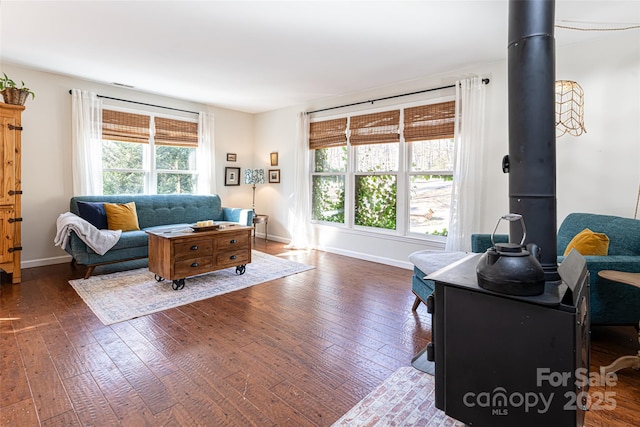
69, 250, 313, 325
332, 367, 465, 426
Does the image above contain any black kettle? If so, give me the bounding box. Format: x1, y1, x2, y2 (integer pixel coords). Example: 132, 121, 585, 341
476, 214, 545, 296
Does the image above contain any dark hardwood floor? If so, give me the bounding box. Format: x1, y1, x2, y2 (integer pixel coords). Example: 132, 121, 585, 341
1, 240, 638, 426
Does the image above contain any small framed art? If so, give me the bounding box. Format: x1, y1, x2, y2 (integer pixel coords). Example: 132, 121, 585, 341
268, 169, 280, 183
225, 167, 241, 186
270, 152, 278, 166
227, 153, 237, 162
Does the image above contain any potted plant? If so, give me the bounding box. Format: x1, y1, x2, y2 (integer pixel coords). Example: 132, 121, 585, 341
0, 73, 35, 105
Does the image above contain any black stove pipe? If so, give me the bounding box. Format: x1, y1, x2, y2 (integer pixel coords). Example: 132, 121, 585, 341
507, 0, 559, 282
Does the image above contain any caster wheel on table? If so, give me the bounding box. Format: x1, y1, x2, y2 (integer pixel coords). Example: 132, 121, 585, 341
236, 265, 246, 275
172, 278, 185, 290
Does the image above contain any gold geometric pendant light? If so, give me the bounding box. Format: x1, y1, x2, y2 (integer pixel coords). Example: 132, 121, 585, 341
555, 80, 586, 137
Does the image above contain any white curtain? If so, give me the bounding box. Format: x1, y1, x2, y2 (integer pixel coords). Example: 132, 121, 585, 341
446, 77, 487, 251
71, 89, 103, 195
285, 112, 312, 249
197, 112, 215, 194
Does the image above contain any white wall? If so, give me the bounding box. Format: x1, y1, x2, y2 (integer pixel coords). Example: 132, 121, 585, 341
2, 63, 255, 268
5, 29, 639, 271
254, 30, 640, 269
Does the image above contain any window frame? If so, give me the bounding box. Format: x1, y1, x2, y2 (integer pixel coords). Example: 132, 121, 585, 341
101, 105, 199, 195
309, 96, 455, 242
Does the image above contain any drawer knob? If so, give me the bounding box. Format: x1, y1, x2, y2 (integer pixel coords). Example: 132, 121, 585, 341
230, 255, 237, 260
191, 262, 199, 267
191, 245, 199, 250
230, 239, 237, 244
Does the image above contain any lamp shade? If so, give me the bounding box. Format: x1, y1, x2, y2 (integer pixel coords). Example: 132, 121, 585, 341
555, 80, 586, 137
244, 168, 265, 185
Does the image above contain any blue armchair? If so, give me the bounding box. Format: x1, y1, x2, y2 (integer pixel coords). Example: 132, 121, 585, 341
471, 213, 640, 325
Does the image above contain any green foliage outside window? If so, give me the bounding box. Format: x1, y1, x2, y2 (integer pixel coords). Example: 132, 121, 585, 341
103, 140, 143, 169
156, 145, 195, 170
314, 146, 347, 172
355, 175, 397, 230
102, 139, 196, 195
103, 171, 145, 195
157, 173, 196, 194
312, 175, 345, 223
156, 145, 196, 194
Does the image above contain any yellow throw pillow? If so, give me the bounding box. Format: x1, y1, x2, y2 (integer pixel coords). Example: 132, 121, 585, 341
563, 228, 609, 256
104, 202, 140, 232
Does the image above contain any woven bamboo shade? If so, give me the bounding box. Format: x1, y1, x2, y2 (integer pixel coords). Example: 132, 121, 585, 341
155, 117, 199, 147
404, 101, 455, 142
555, 80, 586, 137
309, 118, 347, 150
102, 109, 150, 143
350, 110, 400, 145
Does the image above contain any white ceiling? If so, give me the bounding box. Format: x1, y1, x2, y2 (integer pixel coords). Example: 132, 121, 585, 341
1, 1, 639, 113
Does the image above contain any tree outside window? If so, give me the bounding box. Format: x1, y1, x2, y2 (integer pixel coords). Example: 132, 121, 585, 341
408, 138, 454, 236
311, 146, 346, 223
309, 100, 455, 239
101, 109, 198, 195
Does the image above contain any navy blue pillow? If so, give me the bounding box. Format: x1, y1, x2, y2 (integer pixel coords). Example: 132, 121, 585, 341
77, 201, 108, 229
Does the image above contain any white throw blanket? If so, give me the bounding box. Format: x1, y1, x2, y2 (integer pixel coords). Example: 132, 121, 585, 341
54, 212, 121, 256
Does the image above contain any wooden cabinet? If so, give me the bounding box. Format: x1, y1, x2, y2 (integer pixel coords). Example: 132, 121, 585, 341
147, 225, 252, 288
0, 103, 24, 284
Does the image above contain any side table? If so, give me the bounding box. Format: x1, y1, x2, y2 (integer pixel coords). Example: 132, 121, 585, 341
597, 270, 640, 376
252, 214, 269, 242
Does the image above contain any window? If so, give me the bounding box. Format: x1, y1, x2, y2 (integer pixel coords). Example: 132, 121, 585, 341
351, 110, 400, 230
310, 100, 455, 239
310, 118, 347, 223
405, 102, 456, 236
101, 109, 198, 195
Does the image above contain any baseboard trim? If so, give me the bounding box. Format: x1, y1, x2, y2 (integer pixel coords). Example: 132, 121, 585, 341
22, 254, 72, 269
23, 237, 414, 271
318, 245, 414, 270
262, 233, 414, 270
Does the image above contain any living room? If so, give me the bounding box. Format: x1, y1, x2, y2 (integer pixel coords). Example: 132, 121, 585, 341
1, 1, 639, 426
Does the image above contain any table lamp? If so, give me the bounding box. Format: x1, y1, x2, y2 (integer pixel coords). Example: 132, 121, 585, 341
244, 168, 265, 213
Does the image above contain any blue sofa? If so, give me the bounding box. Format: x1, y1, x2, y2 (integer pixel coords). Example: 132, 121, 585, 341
66, 194, 253, 278
471, 213, 640, 326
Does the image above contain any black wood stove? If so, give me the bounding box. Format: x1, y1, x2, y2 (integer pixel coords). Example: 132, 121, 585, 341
422, 1, 591, 425
426, 250, 589, 426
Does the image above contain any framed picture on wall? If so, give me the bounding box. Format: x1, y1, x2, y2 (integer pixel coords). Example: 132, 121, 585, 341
227, 153, 237, 162
270, 152, 278, 166
225, 167, 241, 186
268, 169, 280, 183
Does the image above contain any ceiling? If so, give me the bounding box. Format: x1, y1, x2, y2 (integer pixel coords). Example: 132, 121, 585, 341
1, 1, 639, 114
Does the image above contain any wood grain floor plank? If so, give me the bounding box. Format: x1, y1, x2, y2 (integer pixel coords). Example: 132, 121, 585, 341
0, 398, 40, 426
13, 329, 73, 422
110, 321, 177, 378
0, 321, 31, 408
158, 370, 248, 426
225, 370, 317, 427
40, 410, 81, 427
62, 372, 120, 426
91, 327, 177, 415
1, 242, 638, 426
71, 340, 157, 424
37, 318, 88, 380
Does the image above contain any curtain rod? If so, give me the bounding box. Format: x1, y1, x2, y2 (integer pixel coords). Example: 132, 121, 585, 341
305, 78, 490, 115
68, 90, 199, 115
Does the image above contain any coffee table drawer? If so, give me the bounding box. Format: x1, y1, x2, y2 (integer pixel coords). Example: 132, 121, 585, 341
216, 250, 250, 268
216, 233, 249, 251
174, 256, 214, 277
174, 238, 213, 261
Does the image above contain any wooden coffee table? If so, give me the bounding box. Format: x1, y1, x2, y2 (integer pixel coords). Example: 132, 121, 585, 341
147, 223, 253, 290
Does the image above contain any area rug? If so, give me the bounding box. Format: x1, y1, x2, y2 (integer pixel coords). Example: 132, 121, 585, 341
332, 367, 465, 426
69, 251, 314, 325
